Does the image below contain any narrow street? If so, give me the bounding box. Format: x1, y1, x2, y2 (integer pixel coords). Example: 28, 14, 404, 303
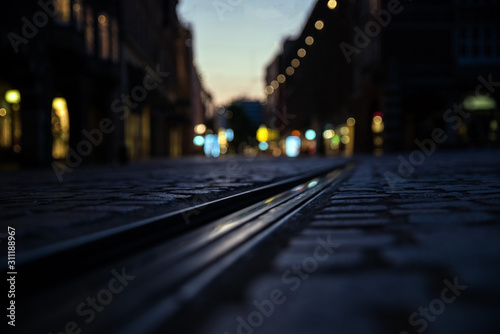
2, 149, 500, 333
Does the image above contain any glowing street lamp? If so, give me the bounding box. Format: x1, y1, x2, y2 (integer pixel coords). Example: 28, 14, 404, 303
5, 90, 21, 104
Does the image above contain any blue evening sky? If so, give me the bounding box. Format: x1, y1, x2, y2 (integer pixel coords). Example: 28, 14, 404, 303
177, 0, 317, 106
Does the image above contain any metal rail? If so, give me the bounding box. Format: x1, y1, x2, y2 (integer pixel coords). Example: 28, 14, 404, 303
15, 162, 353, 334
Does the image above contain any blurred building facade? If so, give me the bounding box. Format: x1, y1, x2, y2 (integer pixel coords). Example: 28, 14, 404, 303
264, 0, 500, 154
0, 0, 210, 167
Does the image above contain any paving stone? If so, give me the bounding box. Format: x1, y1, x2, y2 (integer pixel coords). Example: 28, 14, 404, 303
314, 212, 379, 220
2, 211, 111, 230
273, 250, 365, 271
408, 212, 496, 225
311, 218, 391, 228
74, 205, 144, 213
330, 194, 390, 199
236, 272, 433, 334
389, 209, 450, 216
327, 198, 386, 205
288, 233, 395, 249
397, 201, 476, 210
322, 204, 389, 212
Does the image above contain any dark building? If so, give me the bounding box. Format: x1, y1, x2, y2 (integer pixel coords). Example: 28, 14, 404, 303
264, 0, 500, 154
0, 0, 208, 169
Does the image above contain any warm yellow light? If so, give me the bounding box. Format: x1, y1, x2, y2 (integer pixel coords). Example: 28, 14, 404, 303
0, 108, 6, 117
52, 97, 67, 112
51, 97, 70, 159
218, 129, 228, 146
374, 136, 384, 147
372, 117, 384, 133
340, 126, 349, 135
73, 3, 81, 12
265, 86, 274, 95
277, 74, 286, 84
291, 59, 300, 68
286, 67, 295, 76
98, 15, 107, 24
305, 36, 314, 45
256, 126, 269, 143
5, 90, 21, 104
315, 20, 324, 30
347, 117, 356, 126
297, 48, 306, 58
268, 129, 280, 141
271, 80, 279, 89
327, 0, 338, 9
341, 135, 350, 144
194, 124, 206, 135
323, 129, 334, 139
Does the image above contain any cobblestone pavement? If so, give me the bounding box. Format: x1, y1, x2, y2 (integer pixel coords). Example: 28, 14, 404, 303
0, 156, 346, 250
201, 149, 500, 334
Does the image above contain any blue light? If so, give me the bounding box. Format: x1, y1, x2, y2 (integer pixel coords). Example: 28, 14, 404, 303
286, 136, 301, 157
193, 135, 205, 146
226, 129, 234, 142
305, 129, 316, 140
258, 142, 269, 151
212, 137, 220, 158
204, 134, 220, 158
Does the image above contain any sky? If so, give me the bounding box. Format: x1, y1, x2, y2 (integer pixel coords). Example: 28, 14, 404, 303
177, 0, 317, 106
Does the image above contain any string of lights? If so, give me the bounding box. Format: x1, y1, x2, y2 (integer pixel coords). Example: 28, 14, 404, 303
264, 0, 338, 96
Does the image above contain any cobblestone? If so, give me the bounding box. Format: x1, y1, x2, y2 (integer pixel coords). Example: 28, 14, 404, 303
201, 149, 500, 334
0, 156, 348, 250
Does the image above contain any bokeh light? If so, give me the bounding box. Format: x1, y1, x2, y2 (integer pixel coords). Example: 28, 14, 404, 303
193, 135, 205, 146
305, 129, 316, 140
327, 0, 338, 10
323, 129, 334, 139
194, 124, 206, 134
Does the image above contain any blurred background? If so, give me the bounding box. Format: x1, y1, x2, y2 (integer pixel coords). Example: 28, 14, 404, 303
0, 0, 499, 168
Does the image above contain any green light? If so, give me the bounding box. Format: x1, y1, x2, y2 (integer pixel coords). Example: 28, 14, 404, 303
331, 135, 340, 145
463, 95, 497, 111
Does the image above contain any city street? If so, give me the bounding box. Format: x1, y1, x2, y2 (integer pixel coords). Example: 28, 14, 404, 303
2, 1, 500, 333
1, 149, 500, 333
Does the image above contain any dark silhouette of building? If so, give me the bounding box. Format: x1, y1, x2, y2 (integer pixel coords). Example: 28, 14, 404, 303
0, 0, 210, 168
264, 0, 500, 154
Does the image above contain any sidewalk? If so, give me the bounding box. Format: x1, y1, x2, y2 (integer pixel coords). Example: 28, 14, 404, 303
202, 149, 500, 334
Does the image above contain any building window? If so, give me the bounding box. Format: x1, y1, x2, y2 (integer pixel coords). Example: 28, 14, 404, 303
111, 18, 120, 63
85, 6, 94, 54
0, 89, 22, 153
457, 25, 499, 62
456, 1, 499, 62
55, 0, 71, 24
73, 0, 84, 30
51, 97, 70, 160
98, 13, 110, 60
